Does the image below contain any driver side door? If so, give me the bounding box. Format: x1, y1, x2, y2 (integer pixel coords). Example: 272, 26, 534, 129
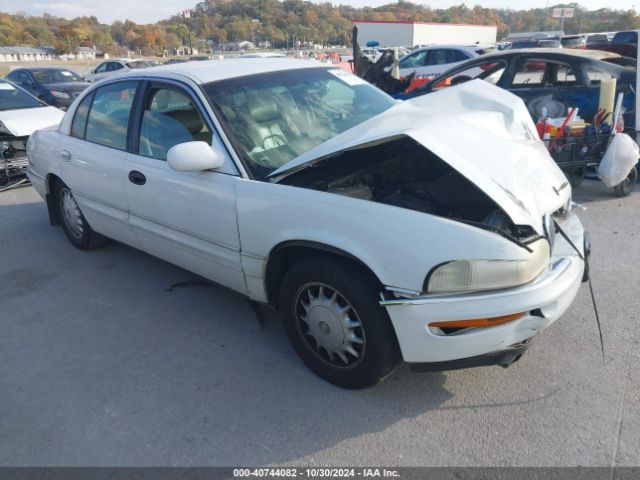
124, 80, 246, 293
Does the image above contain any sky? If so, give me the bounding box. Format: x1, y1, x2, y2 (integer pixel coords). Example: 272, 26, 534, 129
0, 0, 636, 24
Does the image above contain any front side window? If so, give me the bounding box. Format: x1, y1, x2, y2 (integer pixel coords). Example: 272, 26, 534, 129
95, 63, 108, 73
399, 51, 427, 69
18, 72, 33, 86
202, 68, 396, 179
138, 86, 212, 160
85, 81, 138, 150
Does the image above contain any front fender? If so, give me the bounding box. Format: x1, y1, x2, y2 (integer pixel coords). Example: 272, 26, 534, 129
236, 180, 528, 302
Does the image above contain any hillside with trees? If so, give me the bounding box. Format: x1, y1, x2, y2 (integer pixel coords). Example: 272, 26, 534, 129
1, 1, 639, 55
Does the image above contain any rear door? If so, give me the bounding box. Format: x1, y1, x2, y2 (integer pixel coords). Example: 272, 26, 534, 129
59, 80, 140, 246
124, 80, 246, 293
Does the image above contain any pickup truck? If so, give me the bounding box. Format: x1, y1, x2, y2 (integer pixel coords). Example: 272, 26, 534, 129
587, 31, 638, 60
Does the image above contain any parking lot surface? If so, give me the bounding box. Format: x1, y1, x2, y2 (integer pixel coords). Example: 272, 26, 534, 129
0, 181, 638, 466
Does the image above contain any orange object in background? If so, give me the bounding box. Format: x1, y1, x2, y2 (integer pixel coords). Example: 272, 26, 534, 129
429, 312, 525, 330
405, 76, 442, 92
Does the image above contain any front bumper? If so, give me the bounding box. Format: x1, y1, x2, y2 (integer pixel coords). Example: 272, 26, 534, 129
381, 211, 585, 366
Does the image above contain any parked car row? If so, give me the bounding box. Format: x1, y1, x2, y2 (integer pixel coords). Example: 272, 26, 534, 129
5, 67, 90, 109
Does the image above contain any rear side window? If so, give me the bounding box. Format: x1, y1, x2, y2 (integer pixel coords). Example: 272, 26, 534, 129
70, 92, 93, 138
85, 81, 138, 150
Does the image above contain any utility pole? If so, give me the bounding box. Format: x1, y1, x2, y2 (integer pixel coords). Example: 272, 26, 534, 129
183, 9, 193, 54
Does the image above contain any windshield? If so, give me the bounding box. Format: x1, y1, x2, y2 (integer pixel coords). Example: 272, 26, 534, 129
32, 69, 83, 84
127, 61, 153, 70
0, 81, 43, 111
202, 68, 396, 179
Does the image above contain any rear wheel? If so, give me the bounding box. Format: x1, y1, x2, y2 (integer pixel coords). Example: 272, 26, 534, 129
279, 256, 400, 389
613, 167, 638, 197
53, 180, 107, 249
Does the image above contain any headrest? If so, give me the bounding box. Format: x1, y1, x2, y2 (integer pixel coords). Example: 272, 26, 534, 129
220, 104, 237, 122
164, 109, 204, 134
248, 98, 279, 123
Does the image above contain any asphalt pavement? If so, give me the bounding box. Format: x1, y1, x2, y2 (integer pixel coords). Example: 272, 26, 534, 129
0, 180, 638, 466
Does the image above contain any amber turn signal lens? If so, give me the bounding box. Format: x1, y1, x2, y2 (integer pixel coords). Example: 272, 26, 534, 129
429, 312, 525, 329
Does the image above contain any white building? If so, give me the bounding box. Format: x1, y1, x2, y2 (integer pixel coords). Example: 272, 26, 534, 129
0, 46, 56, 62
77, 46, 101, 60
353, 20, 497, 47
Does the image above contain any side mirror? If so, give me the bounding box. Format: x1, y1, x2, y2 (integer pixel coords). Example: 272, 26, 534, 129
167, 141, 224, 172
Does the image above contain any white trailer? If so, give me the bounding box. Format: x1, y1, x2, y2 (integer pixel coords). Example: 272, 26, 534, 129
353, 20, 497, 48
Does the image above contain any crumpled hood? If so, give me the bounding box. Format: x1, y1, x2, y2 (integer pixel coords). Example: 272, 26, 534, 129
270, 80, 570, 234
0, 106, 65, 137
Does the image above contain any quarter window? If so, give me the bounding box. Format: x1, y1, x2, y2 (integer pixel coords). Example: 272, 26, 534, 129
85, 81, 138, 150
138, 86, 212, 160
70, 92, 93, 139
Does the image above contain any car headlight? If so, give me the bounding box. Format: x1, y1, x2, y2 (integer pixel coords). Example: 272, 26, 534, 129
50, 90, 71, 99
426, 239, 550, 294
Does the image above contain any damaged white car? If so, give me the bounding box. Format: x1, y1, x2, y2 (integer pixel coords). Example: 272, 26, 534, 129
27, 59, 589, 388
1, 79, 64, 187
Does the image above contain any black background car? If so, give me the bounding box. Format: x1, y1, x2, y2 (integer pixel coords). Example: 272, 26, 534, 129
402, 48, 637, 193
5, 67, 90, 109
404, 49, 636, 129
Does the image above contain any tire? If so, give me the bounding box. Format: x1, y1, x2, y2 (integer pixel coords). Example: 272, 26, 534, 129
613, 167, 638, 197
53, 180, 107, 250
279, 256, 401, 389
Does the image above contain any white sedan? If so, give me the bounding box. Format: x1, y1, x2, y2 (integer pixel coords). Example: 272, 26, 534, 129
398, 44, 495, 79
82, 59, 154, 83
27, 59, 587, 389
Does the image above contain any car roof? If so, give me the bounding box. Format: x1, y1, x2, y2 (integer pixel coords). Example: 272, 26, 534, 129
412, 44, 493, 51
139, 58, 328, 84
14, 67, 75, 72
483, 47, 621, 60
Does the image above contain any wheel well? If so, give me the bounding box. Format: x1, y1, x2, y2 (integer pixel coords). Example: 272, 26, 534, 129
45, 174, 62, 225
264, 242, 383, 307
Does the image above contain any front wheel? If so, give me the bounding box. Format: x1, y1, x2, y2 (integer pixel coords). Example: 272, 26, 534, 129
279, 257, 400, 389
613, 166, 638, 197
54, 180, 107, 249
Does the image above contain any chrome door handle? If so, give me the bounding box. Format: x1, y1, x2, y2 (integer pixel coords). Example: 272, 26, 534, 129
60, 150, 72, 162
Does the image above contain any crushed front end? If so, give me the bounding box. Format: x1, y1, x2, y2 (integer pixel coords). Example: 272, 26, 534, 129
1, 133, 29, 187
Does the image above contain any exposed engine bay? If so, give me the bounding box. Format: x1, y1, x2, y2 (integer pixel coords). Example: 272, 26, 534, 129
279, 136, 537, 244
1, 134, 29, 188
